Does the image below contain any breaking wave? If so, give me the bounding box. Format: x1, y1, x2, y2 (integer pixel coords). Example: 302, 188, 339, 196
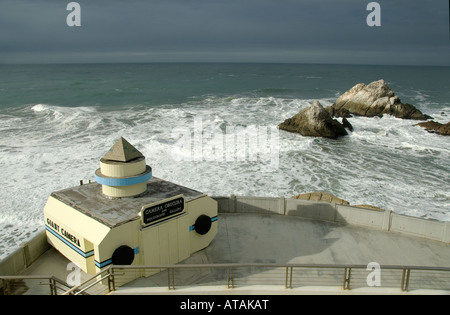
0, 94, 449, 259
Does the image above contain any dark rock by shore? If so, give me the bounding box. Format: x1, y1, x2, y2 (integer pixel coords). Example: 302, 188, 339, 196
414, 121, 450, 136
278, 100, 352, 139
326, 79, 432, 120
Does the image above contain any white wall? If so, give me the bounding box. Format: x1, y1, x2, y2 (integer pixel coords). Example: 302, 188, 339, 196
214, 195, 450, 244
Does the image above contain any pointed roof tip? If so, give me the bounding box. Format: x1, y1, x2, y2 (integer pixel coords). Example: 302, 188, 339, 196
102, 137, 144, 162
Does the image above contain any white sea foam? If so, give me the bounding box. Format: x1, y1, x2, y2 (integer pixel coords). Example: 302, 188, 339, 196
0, 97, 449, 260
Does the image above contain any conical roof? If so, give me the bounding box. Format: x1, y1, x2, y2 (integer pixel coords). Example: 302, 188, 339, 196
102, 137, 144, 162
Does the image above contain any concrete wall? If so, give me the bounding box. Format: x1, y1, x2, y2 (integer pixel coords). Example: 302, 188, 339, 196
214, 195, 450, 244
0, 231, 50, 276
215, 195, 285, 215
390, 213, 450, 243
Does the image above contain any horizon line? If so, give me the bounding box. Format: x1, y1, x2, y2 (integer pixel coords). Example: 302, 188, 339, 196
1, 61, 449, 68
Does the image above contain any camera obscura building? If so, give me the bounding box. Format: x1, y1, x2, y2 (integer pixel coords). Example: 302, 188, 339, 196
43, 137, 218, 277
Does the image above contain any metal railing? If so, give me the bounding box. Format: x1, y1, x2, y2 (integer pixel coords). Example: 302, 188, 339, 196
0, 275, 72, 295
2, 263, 449, 295
63, 263, 450, 295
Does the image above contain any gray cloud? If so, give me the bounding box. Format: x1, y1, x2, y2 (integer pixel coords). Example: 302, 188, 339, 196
0, 0, 449, 65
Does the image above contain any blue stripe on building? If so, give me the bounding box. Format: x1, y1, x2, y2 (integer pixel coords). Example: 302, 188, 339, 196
95, 259, 112, 269
95, 169, 152, 187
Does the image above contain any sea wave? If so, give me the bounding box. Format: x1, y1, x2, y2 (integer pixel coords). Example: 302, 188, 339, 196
0, 95, 449, 260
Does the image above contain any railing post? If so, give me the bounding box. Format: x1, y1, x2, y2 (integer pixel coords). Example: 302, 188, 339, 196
49, 278, 57, 295
171, 268, 175, 290
343, 267, 352, 290
108, 267, 116, 292
167, 267, 171, 290
285, 267, 289, 289
227, 266, 234, 288
167, 268, 175, 290
401, 268, 410, 292
2, 279, 10, 295
289, 266, 293, 289
285, 267, 293, 289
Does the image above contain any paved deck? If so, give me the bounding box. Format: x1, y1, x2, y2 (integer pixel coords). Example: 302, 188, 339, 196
117, 213, 450, 294
21, 213, 450, 294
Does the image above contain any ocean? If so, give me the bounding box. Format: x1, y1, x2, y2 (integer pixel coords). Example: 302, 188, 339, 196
0, 63, 449, 260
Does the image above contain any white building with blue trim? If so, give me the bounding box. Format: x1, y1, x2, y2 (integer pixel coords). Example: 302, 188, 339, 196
43, 137, 218, 278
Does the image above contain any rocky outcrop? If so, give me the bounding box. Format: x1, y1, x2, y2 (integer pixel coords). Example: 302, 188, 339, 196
291, 192, 386, 211
352, 204, 386, 212
291, 191, 350, 205
327, 79, 432, 120
278, 101, 352, 139
414, 121, 450, 136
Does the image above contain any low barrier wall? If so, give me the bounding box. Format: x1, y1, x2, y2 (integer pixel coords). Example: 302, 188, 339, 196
0, 231, 50, 277
214, 195, 450, 244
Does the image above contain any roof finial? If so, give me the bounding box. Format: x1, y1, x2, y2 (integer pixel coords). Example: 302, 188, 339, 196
102, 137, 144, 162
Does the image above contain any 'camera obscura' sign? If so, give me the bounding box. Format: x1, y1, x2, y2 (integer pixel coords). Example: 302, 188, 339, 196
141, 195, 185, 226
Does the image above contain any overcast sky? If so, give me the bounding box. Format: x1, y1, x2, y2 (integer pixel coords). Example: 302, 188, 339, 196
0, 0, 449, 65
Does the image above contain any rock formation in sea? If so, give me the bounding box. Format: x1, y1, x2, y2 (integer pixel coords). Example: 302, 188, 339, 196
278, 100, 352, 139
326, 79, 432, 120
291, 191, 386, 211
414, 121, 450, 136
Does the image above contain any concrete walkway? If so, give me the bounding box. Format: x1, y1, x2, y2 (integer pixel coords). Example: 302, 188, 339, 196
116, 213, 450, 294
17, 212, 450, 294
202, 213, 450, 266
